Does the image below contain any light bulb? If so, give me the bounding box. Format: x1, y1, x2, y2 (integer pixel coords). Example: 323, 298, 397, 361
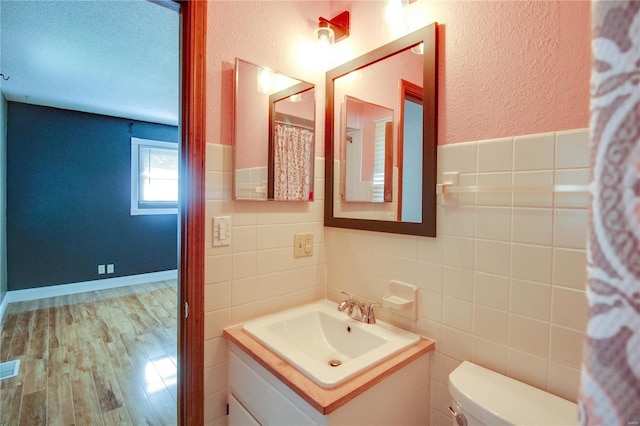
411, 43, 424, 55
315, 26, 334, 44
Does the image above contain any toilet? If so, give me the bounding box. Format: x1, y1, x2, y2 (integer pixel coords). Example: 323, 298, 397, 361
448, 361, 578, 425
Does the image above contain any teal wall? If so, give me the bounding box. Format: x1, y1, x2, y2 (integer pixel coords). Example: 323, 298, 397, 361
6, 102, 178, 290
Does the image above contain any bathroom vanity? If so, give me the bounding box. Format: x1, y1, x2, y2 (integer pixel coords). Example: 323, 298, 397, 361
224, 301, 435, 425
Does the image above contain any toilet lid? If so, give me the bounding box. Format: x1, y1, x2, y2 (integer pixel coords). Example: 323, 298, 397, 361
448, 361, 578, 426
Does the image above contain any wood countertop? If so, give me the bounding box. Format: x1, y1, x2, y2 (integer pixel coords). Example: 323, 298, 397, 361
224, 326, 435, 415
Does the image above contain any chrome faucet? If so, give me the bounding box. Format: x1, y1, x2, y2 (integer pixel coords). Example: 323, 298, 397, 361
337, 291, 382, 324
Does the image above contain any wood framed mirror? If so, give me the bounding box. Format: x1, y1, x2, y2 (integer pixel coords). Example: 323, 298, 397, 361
233, 59, 315, 201
324, 23, 437, 236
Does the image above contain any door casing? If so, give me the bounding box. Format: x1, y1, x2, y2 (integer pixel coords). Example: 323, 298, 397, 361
178, 1, 206, 424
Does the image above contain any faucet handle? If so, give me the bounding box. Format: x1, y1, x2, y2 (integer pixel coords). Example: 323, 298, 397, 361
340, 291, 354, 299
364, 302, 383, 324
365, 302, 382, 311
337, 291, 355, 312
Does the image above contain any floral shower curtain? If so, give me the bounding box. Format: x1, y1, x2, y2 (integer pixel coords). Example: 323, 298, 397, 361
273, 124, 313, 200
580, 1, 640, 425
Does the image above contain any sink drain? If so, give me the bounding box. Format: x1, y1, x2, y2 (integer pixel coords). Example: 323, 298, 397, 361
328, 359, 342, 367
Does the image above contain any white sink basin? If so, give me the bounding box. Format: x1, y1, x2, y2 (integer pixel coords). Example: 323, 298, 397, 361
242, 300, 420, 388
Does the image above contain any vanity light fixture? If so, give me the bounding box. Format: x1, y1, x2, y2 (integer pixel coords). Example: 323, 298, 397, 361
315, 11, 350, 44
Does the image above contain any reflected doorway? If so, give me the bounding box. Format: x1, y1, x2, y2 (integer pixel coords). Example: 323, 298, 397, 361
398, 79, 424, 223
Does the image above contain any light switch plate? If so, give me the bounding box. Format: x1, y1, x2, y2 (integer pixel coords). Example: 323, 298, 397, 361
213, 216, 232, 247
293, 232, 313, 258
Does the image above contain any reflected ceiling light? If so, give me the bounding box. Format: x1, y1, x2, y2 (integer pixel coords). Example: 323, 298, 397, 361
411, 43, 424, 55
257, 68, 298, 94
315, 11, 350, 45
257, 68, 273, 94
343, 70, 362, 82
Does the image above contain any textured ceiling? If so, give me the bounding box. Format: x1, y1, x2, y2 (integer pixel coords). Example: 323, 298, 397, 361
0, 0, 179, 126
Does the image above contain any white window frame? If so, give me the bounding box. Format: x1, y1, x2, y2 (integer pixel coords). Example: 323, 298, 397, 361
131, 137, 179, 216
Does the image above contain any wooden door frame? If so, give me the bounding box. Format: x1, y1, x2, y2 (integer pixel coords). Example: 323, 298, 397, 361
178, 1, 206, 424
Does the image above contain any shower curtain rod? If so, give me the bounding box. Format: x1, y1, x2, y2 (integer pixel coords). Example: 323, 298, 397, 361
275, 120, 314, 132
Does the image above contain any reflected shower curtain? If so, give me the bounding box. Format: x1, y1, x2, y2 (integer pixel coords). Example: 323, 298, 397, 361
580, 2, 640, 425
274, 124, 313, 200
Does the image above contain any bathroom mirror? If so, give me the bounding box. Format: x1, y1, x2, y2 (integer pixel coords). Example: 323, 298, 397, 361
324, 23, 437, 235
234, 58, 315, 200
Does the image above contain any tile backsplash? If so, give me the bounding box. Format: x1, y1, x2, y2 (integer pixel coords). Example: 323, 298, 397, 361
234, 166, 267, 200
203, 144, 326, 424
326, 128, 589, 425
204, 128, 589, 425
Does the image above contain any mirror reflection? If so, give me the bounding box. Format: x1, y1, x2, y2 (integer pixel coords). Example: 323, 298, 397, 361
325, 24, 437, 236
342, 96, 393, 204
234, 58, 315, 201
332, 41, 423, 222
398, 79, 424, 223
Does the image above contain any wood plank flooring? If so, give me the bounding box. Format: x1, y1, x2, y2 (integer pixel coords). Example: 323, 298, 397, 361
0, 280, 177, 426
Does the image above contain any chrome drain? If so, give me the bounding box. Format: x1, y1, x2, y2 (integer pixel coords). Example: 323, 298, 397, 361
328, 359, 342, 367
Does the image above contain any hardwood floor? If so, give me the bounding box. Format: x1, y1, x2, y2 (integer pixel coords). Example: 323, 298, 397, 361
0, 280, 178, 425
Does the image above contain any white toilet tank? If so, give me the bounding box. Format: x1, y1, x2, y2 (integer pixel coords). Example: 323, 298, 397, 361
448, 361, 578, 426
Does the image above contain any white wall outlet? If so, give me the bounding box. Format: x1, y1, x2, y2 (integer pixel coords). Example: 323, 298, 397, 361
98, 264, 106, 275
107, 264, 115, 274
294, 232, 313, 258
213, 216, 232, 247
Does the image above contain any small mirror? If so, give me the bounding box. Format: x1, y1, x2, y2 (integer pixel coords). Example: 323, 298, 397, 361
234, 59, 315, 201
325, 23, 437, 235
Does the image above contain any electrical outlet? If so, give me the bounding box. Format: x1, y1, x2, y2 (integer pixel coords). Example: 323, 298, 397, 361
293, 232, 313, 258
98, 264, 106, 275
107, 264, 115, 274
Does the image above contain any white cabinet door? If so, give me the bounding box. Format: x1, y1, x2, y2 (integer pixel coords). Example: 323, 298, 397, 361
228, 394, 261, 426
229, 349, 318, 425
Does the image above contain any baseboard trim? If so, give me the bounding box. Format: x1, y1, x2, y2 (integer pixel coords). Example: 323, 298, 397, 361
0, 270, 177, 320
0, 294, 8, 323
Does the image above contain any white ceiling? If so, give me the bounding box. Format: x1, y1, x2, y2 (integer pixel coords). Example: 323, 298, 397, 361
0, 0, 179, 126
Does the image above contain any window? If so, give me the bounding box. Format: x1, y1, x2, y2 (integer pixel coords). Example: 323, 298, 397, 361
372, 118, 392, 202
131, 137, 179, 215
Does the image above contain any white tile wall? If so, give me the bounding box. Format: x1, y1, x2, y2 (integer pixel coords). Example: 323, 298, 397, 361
204, 145, 326, 424
325, 128, 590, 422
205, 128, 589, 424
513, 132, 555, 171
234, 166, 268, 200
